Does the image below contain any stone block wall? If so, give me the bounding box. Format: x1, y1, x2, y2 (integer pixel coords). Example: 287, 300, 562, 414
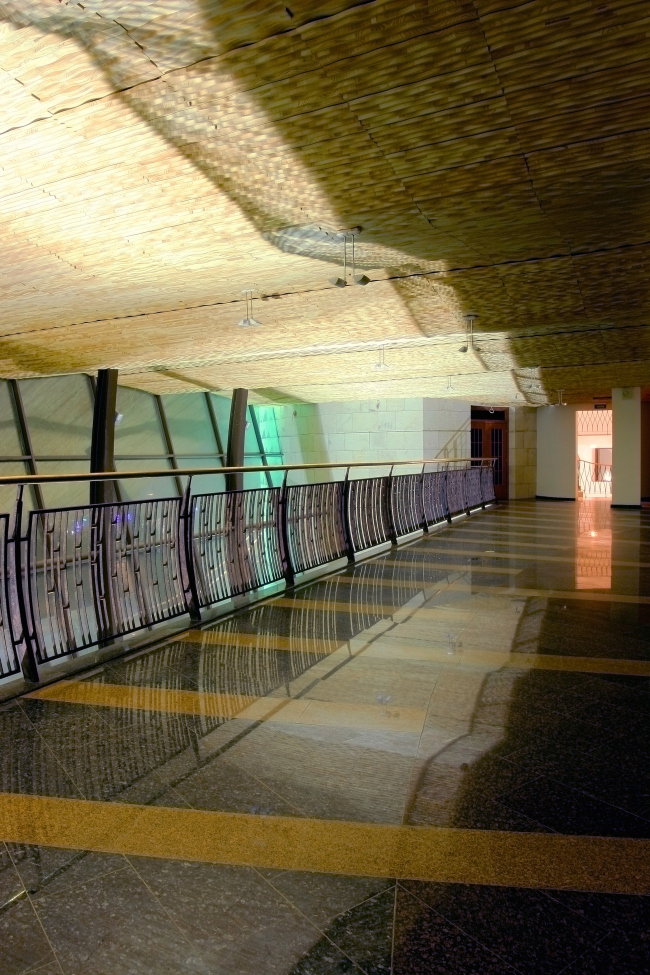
423, 398, 470, 459
273, 399, 536, 495
509, 406, 537, 499
273, 397, 471, 481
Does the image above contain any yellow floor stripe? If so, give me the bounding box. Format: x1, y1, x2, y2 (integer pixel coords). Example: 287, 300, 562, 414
0, 793, 648, 894
271, 596, 398, 615
378, 561, 523, 576
401, 546, 650, 570
27, 680, 258, 719
464, 651, 650, 676
451, 582, 650, 604
26, 681, 427, 733
363, 643, 650, 677
178, 629, 342, 654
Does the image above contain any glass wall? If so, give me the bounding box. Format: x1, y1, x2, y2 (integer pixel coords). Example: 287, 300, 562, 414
0, 377, 279, 509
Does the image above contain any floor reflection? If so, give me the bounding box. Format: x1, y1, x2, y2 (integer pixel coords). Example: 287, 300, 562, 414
2, 500, 650, 973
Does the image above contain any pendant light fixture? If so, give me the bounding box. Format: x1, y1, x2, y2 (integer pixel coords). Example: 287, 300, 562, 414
328, 236, 347, 287
237, 289, 262, 328
373, 344, 390, 371
328, 228, 369, 287
459, 313, 477, 353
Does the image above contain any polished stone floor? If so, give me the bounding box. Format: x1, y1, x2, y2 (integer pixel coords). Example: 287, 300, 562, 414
1, 499, 650, 973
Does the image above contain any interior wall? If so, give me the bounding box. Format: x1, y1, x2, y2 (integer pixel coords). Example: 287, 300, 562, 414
612, 387, 641, 507
273, 398, 471, 482
509, 407, 537, 499
423, 399, 470, 461
536, 405, 577, 499
641, 402, 650, 500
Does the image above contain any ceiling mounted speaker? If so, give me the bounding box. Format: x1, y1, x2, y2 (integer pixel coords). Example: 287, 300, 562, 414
329, 276, 347, 288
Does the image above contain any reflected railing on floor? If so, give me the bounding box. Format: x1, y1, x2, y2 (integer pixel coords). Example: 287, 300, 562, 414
0, 457, 495, 686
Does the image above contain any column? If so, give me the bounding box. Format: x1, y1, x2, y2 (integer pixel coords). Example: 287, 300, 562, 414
536, 405, 576, 499
611, 387, 641, 508
226, 388, 248, 492
90, 368, 118, 505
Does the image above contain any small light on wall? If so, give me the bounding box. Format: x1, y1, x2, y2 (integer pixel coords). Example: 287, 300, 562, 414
114, 411, 124, 426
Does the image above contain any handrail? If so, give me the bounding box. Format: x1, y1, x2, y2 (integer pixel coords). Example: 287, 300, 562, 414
0, 458, 496, 688
0, 457, 492, 485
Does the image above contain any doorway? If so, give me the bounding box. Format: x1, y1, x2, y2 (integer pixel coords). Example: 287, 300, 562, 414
471, 407, 509, 500
576, 408, 612, 498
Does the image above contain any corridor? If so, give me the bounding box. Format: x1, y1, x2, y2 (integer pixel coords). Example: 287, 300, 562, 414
1, 499, 649, 974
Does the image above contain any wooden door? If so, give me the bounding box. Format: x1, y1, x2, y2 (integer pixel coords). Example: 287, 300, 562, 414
471, 407, 509, 500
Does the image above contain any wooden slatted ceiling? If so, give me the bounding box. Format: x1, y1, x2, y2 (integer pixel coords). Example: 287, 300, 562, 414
0, 0, 649, 404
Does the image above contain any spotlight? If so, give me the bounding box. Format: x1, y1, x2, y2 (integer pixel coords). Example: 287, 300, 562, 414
353, 273, 370, 286
459, 345, 468, 353
328, 276, 347, 288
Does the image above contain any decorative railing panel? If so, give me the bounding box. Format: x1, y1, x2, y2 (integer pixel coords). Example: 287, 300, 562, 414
27, 500, 186, 661
285, 481, 347, 574
0, 460, 495, 684
192, 487, 283, 607
578, 459, 611, 498
347, 476, 391, 552
422, 470, 449, 525
465, 467, 483, 509
390, 473, 423, 537
481, 465, 496, 504
0, 515, 19, 678
446, 468, 468, 516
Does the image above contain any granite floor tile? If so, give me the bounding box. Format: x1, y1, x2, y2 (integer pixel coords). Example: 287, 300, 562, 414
46, 721, 174, 803
559, 934, 650, 974
22, 958, 62, 974
0, 843, 25, 904
288, 938, 367, 974
168, 754, 304, 816
392, 886, 520, 974
0, 705, 82, 799
501, 776, 650, 837
258, 869, 394, 929
401, 882, 605, 975
18, 699, 110, 743
426, 751, 536, 801
315, 887, 395, 975
6, 845, 126, 898
128, 858, 336, 975
409, 792, 553, 832
504, 739, 650, 817
542, 889, 650, 951
30, 863, 209, 975
0, 895, 57, 975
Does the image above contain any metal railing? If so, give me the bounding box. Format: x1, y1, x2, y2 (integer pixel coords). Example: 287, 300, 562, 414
578, 458, 612, 498
0, 457, 495, 684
